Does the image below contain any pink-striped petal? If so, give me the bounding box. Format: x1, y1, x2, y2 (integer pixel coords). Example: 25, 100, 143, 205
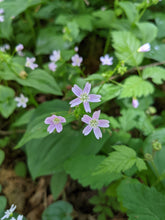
92, 110, 100, 119
98, 119, 109, 128
83, 82, 91, 95
88, 94, 101, 102
83, 101, 91, 113
58, 116, 66, 123
93, 127, 102, 139
44, 115, 56, 124
72, 84, 83, 97
81, 115, 92, 124
69, 97, 82, 107
55, 123, 63, 133
82, 125, 92, 136
47, 124, 56, 133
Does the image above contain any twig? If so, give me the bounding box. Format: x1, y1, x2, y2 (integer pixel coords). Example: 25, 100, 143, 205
0, 129, 25, 136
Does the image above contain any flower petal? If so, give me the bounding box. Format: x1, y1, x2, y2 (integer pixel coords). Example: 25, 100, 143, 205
98, 119, 109, 128
72, 84, 83, 97
93, 127, 102, 139
55, 123, 63, 133
81, 115, 92, 124
58, 116, 66, 123
47, 124, 56, 133
69, 97, 82, 107
44, 115, 56, 124
92, 110, 100, 119
83, 82, 91, 95
83, 101, 91, 113
88, 94, 101, 102
82, 125, 92, 136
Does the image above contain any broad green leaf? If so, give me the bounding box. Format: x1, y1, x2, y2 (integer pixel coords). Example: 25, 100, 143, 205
15, 100, 70, 149
117, 179, 165, 220
0, 0, 43, 39
26, 125, 109, 179
112, 31, 143, 66
142, 66, 165, 84
92, 10, 116, 28
64, 155, 121, 189
136, 22, 157, 43
97, 145, 147, 174
0, 150, 5, 166
85, 74, 104, 81
50, 172, 67, 200
73, 15, 93, 31
0, 85, 16, 118
12, 109, 35, 127
42, 201, 73, 220
145, 43, 165, 62
120, 76, 154, 98
118, 1, 138, 23
0, 196, 7, 211
155, 13, 165, 38
36, 26, 71, 55
143, 128, 165, 181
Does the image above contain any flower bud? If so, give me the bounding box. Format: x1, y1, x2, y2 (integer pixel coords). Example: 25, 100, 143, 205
144, 153, 153, 161
152, 140, 162, 151
19, 70, 28, 79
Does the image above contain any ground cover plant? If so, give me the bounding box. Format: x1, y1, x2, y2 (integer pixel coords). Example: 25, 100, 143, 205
0, 0, 165, 219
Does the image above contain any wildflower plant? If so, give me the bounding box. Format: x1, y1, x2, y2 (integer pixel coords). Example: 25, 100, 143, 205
1, 0, 165, 219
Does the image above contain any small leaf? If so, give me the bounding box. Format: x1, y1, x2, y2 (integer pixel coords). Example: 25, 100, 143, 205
142, 66, 165, 84
112, 31, 143, 66
137, 22, 158, 43
42, 201, 73, 220
14, 161, 27, 177
118, 1, 138, 23
120, 76, 154, 98
0, 150, 5, 166
0, 196, 7, 211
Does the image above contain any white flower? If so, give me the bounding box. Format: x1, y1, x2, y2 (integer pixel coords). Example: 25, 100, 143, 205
132, 98, 139, 108
1, 204, 16, 220
10, 215, 23, 220
49, 50, 61, 62
137, 43, 151, 52
0, 0, 4, 2
0, 15, 4, 22
25, 57, 38, 70
100, 54, 113, 66
71, 54, 83, 67
0, 8, 4, 14
15, 44, 24, 52
48, 62, 57, 72
15, 94, 28, 108
74, 46, 79, 52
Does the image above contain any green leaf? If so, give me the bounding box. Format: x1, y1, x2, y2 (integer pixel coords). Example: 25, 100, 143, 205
155, 13, 165, 38
136, 22, 157, 43
14, 161, 27, 177
92, 10, 116, 28
12, 109, 35, 127
97, 145, 147, 174
112, 31, 143, 66
120, 76, 154, 98
145, 43, 165, 62
0, 196, 7, 211
50, 172, 67, 200
74, 15, 93, 31
117, 179, 165, 220
0, 150, 5, 166
118, 1, 138, 23
64, 155, 121, 190
0, 85, 16, 118
142, 66, 165, 84
42, 201, 73, 220
26, 126, 109, 179
15, 100, 70, 149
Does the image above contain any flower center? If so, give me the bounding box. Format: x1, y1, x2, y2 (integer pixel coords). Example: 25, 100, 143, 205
53, 117, 60, 124
89, 119, 98, 128
80, 93, 89, 102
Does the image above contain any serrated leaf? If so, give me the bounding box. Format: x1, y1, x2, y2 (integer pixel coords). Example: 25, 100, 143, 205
64, 155, 121, 190
120, 76, 154, 98
136, 22, 157, 43
42, 201, 73, 220
118, 1, 138, 23
97, 145, 147, 174
142, 66, 165, 84
117, 179, 165, 220
112, 31, 143, 66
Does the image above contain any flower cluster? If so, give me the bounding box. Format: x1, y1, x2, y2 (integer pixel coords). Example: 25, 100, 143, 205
0, 8, 4, 22
0, 44, 10, 52
1, 204, 23, 220
44, 82, 109, 139
25, 57, 38, 70
48, 50, 60, 72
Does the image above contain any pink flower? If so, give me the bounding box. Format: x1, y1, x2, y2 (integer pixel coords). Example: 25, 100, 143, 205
71, 54, 83, 67
44, 115, 66, 134
81, 110, 109, 139
49, 50, 61, 62
137, 43, 151, 52
15, 43, 24, 52
25, 57, 38, 70
48, 62, 57, 72
100, 54, 113, 65
69, 82, 101, 113
132, 98, 139, 108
